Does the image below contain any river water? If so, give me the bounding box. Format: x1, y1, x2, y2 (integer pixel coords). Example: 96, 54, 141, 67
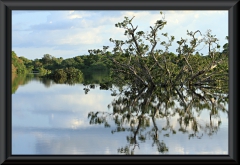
12, 73, 228, 155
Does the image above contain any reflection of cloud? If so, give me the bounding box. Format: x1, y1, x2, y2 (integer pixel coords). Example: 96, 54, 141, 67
174, 146, 189, 154
12, 126, 123, 154
12, 125, 228, 155
197, 150, 228, 154
12, 77, 228, 155
69, 119, 84, 129
12, 80, 113, 129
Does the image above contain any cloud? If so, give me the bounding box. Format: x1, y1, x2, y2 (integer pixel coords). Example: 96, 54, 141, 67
12, 10, 228, 59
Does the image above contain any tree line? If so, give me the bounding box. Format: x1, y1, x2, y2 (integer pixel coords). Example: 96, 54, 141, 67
12, 12, 228, 89
11, 51, 111, 83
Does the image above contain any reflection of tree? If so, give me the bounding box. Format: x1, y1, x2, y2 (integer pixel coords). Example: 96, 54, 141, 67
174, 85, 228, 139
12, 73, 34, 93
40, 78, 53, 88
53, 77, 83, 86
88, 83, 228, 154
82, 69, 111, 85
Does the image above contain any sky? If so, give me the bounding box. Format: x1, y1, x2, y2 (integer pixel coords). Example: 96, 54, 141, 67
12, 10, 228, 60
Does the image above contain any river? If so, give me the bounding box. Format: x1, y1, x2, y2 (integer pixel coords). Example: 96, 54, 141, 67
12, 73, 228, 155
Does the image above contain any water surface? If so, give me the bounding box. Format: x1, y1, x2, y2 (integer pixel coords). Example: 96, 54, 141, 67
12, 73, 228, 155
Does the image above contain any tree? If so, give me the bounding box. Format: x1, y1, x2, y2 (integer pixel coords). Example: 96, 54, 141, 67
40, 54, 52, 74
222, 36, 229, 55
88, 13, 228, 91
42, 54, 53, 64
12, 51, 27, 74
33, 59, 43, 70
74, 56, 84, 69
62, 58, 76, 68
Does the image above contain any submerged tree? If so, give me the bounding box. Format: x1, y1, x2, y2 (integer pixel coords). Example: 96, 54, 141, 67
87, 12, 228, 154
88, 12, 228, 91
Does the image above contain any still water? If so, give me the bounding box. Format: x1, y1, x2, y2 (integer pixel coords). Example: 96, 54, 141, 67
12, 73, 228, 155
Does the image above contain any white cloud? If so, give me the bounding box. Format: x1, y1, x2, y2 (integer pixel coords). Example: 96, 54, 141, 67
12, 10, 228, 59
68, 14, 83, 19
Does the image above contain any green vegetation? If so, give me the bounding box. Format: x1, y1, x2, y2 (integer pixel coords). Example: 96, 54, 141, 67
88, 14, 228, 91
50, 67, 84, 85
12, 12, 228, 93
12, 51, 27, 74
11, 51, 111, 84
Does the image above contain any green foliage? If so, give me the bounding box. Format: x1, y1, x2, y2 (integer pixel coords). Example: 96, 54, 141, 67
12, 51, 27, 74
39, 53, 109, 72
222, 43, 229, 55
19, 56, 33, 72
33, 59, 43, 71
88, 14, 228, 92
65, 67, 83, 79
38, 67, 49, 75
53, 69, 67, 79
12, 51, 111, 85
50, 67, 84, 84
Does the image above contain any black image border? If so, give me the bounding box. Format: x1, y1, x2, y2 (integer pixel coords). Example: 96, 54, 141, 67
0, 0, 239, 164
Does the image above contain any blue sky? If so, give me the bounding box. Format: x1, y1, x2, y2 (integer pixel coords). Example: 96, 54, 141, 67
12, 10, 228, 60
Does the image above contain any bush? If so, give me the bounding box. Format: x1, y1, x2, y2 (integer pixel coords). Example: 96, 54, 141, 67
38, 67, 49, 76
65, 67, 83, 79
51, 67, 84, 84
53, 69, 67, 79
12, 51, 27, 74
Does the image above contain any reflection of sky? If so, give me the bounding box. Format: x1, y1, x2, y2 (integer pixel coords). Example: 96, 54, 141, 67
12, 80, 113, 128
12, 78, 228, 155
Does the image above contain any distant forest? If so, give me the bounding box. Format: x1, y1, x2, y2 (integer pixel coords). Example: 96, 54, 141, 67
12, 51, 110, 75
12, 39, 228, 84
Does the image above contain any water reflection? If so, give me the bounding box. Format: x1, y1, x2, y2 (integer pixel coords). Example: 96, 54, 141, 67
88, 83, 228, 155
12, 73, 35, 93
12, 73, 228, 155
